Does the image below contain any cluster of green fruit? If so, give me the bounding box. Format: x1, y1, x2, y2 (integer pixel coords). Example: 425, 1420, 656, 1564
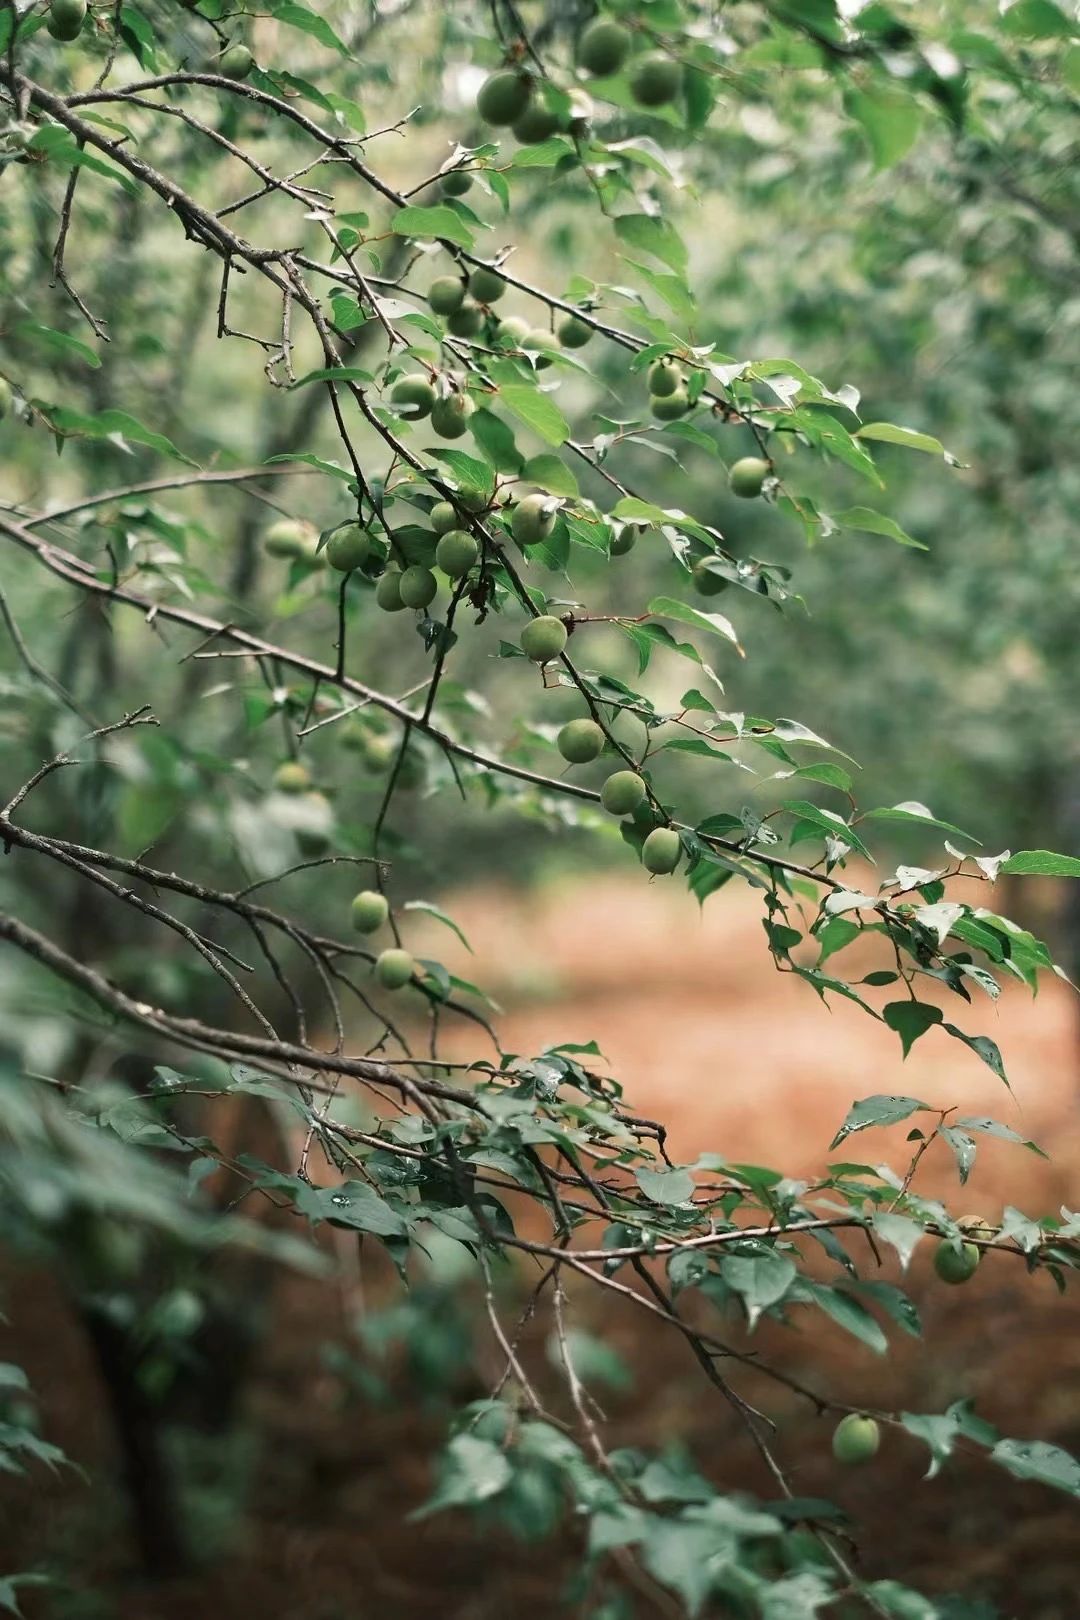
552, 721, 681, 873
349, 890, 415, 991
45, 0, 86, 40
419, 268, 591, 394
473, 19, 682, 137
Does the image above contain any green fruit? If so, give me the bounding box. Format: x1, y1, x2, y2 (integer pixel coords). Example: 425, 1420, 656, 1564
693, 559, 729, 596
351, 890, 389, 935
219, 43, 253, 78
521, 615, 567, 664
497, 316, 530, 346
296, 796, 332, 857
446, 301, 483, 338
436, 530, 479, 579
455, 486, 489, 513
264, 518, 316, 559
428, 276, 466, 316
325, 524, 372, 572
47, 0, 86, 40
375, 948, 414, 991
601, 770, 646, 816
556, 313, 592, 348
525, 328, 561, 369
0, 378, 11, 418
651, 387, 690, 421
440, 169, 473, 197
390, 374, 436, 419
430, 395, 474, 439
832, 1414, 880, 1465
513, 101, 562, 143
363, 734, 396, 773
274, 761, 311, 795
610, 523, 643, 556
558, 718, 604, 764
340, 720, 369, 752
630, 53, 682, 107
933, 1239, 981, 1285
648, 358, 682, 397
468, 267, 506, 305
642, 827, 681, 874
729, 456, 770, 498
399, 565, 438, 610
579, 18, 631, 76
376, 569, 407, 612
430, 500, 459, 535
511, 492, 558, 547
477, 70, 533, 127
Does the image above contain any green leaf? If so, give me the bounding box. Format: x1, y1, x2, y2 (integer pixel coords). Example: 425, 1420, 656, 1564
782, 800, 871, 858
614, 213, 689, 275
413, 1434, 512, 1518
497, 384, 569, 446
848, 85, 922, 170
469, 409, 523, 474
990, 1438, 1080, 1497
392, 205, 475, 249
834, 506, 926, 550
294, 1179, 407, 1237
270, 2, 349, 55
636, 1166, 694, 1206
402, 899, 472, 953
856, 422, 949, 456
882, 1001, 943, 1058
647, 596, 740, 650
830, 1094, 930, 1148
871, 1214, 925, 1272
288, 366, 375, 390
800, 1280, 887, 1354
522, 453, 579, 497
1000, 849, 1080, 878
720, 1250, 797, 1330
862, 801, 978, 843
34, 404, 196, 465
15, 321, 101, 369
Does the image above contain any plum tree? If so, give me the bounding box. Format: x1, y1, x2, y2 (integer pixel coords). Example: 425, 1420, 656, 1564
578, 18, 631, 77
557, 719, 605, 764
729, 457, 770, 498
435, 530, 479, 579
520, 616, 567, 664
600, 771, 647, 816
832, 1415, 881, 1465
641, 827, 681, 874
350, 891, 389, 935
375, 948, 414, 990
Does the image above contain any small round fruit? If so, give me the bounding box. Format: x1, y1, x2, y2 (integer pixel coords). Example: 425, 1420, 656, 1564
440, 169, 473, 197
351, 890, 389, 935
497, 316, 530, 346
376, 569, 407, 612
436, 530, 479, 579
219, 43, 253, 78
430, 396, 474, 439
556, 313, 592, 349
520, 615, 567, 664
558, 719, 604, 765
525, 329, 561, 369
651, 387, 690, 421
693, 559, 730, 596
428, 276, 465, 316
513, 101, 562, 143
468, 266, 506, 305
264, 518, 314, 559
325, 524, 371, 572
446, 301, 483, 338
579, 18, 631, 76
375, 948, 414, 991
47, 0, 86, 40
511, 492, 558, 547
363, 734, 395, 773
601, 770, 647, 816
455, 487, 489, 514
642, 827, 681, 875
274, 761, 311, 795
0, 378, 11, 418
477, 70, 532, 127
648, 358, 682, 398
390, 374, 436, 419
933, 1239, 981, 1285
832, 1414, 880, 1466
610, 523, 643, 556
630, 52, 682, 107
430, 500, 459, 535
399, 565, 438, 610
729, 456, 770, 498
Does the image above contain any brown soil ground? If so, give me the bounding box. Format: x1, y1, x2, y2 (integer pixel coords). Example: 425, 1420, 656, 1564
4, 874, 1080, 1617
